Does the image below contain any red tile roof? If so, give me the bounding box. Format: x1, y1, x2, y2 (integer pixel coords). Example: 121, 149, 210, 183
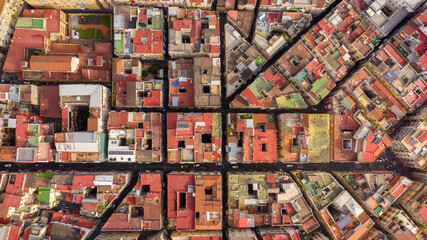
418, 205, 427, 224
7, 225, 20, 240
103, 213, 141, 231
40, 86, 61, 118
384, 43, 408, 67
419, 52, 427, 69
29, 56, 75, 72
3, 9, 61, 72
134, 30, 163, 54
72, 175, 95, 190
418, 9, 427, 26
318, 20, 335, 36
167, 174, 195, 230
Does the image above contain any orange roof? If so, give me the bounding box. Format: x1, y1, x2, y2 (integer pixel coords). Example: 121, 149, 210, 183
365, 197, 379, 211
384, 43, 408, 67
390, 183, 407, 199
87, 117, 98, 132
113, 59, 124, 74
418, 205, 427, 224
418, 9, 427, 26
371, 81, 390, 100
29, 55, 75, 72
3, 9, 62, 72
0, 147, 16, 162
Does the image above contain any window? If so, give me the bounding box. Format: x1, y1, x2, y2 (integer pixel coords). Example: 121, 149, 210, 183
342, 139, 352, 150
261, 143, 267, 152
178, 87, 187, 93
140, 185, 150, 196
205, 188, 213, 195
201, 134, 212, 143
203, 85, 211, 94
179, 192, 187, 210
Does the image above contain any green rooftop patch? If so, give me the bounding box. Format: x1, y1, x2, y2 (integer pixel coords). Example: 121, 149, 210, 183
255, 55, 266, 67
78, 28, 105, 40
16, 18, 44, 29
78, 15, 111, 28
276, 93, 308, 109
115, 39, 124, 54
239, 113, 253, 119
396, 45, 408, 56
248, 77, 274, 100
38, 187, 50, 202
295, 68, 309, 83
311, 76, 329, 96
38, 173, 53, 178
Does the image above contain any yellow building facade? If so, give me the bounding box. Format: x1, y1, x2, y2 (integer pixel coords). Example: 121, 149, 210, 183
24, 0, 101, 10
0, 0, 25, 48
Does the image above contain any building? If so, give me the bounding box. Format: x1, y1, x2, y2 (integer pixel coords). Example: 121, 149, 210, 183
398, 181, 427, 234
336, 172, 412, 216
324, 1, 378, 62
170, 231, 222, 240
55, 84, 110, 162
113, 59, 163, 108
3, 10, 112, 83
390, 104, 427, 169
342, 66, 407, 130
98, 0, 214, 10
259, 227, 302, 240
0, 172, 125, 238
40, 85, 62, 118
103, 173, 162, 231
15, 113, 55, 162
168, 7, 220, 58
231, 66, 308, 109
294, 171, 375, 240
363, 0, 424, 36
254, 12, 312, 57
228, 172, 319, 233
108, 112, 162, 162
228, 229, 257, 240
226, 23, 265, 96
114, 6, 163, 59
167, 112, 221, 163
169, 57, 221, 108
276, 113, 330, 163
0, 84, 39, 109
361, 228, 388, 240
167, 173, 222, 231
260, 0, 331, 9
47, 212, 97, 239
301, 21, 354, 81
378, 206, 425, 240
0, 0, 25, 48
309, 231, 329, 240
324, 87, 392, 163
226, 11, 254, 38
227, 113, 277, 163
24, 0, 100, 9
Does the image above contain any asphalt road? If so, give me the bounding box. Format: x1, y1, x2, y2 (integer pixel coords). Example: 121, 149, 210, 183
0, 2, 423, 240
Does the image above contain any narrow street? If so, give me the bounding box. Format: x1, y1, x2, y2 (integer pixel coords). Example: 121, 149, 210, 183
226, 0, 344, 103
84, 170, 140, 240
0, 1, 423, 239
